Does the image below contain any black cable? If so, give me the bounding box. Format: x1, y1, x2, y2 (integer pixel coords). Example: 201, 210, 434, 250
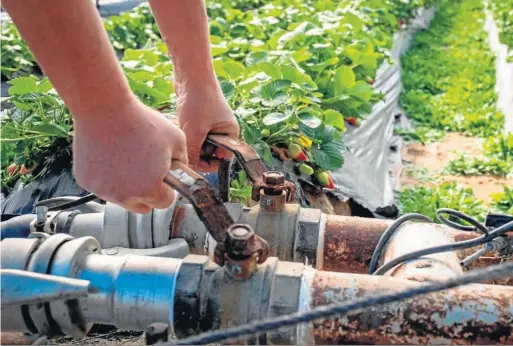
170, 261, 513, 345
436, 208, 489, 234
35, 194, 98, 212
368, 213, 433, 274
373, 220, 513, 275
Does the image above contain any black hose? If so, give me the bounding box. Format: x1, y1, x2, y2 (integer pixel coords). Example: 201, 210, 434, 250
35, 194, 98, 212
372, 220, 513, 275
436, 208, 489, 234
368, 213, 433, 274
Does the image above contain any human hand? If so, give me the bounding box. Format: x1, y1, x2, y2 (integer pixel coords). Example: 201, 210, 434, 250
72, 99, 187, 214
176, 86, 240, 172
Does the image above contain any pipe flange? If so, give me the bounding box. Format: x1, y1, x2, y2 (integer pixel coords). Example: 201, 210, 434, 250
26, 233, 74, 336
103, 203, 130, 248
49, 236, 101, 338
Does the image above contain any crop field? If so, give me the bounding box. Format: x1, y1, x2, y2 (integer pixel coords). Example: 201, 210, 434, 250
1, 0, 512, 220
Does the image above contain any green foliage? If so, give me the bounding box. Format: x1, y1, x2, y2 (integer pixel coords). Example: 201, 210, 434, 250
0, 0, 439, 191
491, 186, 513, 215
229, 170, 252, 205
444, 133, 513, 178
1, 77, 72, 191
103, 4, 160, 51
443, 154, 513, 177
401, 0, 504, 137
483, 132, 513, 161
398, 182, 487, 221
0, 23, 37, 79
489, 0, 513, 61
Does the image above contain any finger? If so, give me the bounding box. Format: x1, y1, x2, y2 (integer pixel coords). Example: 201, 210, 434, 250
121, 201, 152, 214
214, 147, 234, 160
198, 158, 220, 172
146, 182, 176, 209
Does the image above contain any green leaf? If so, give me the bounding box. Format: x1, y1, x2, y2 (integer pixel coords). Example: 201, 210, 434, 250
323, 109, 346, 132
30, 123, 70, 138
262, 112, 290, 126
258, 61, 282, 79
220, 81, 235, 101
298, 111, 322, 128
349, 81, 373, 102
153, 77, 174, 95
312, 141, 344, 170
333, 66, 356, 95
254, 140, 273, 165
8, 77, 38, 96
223, 59, 246, 80
246, 51, 269, 67
36, 79, 53, 93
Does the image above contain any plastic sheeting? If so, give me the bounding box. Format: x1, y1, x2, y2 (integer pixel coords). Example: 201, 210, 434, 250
484, 7, 513, 134
330, 7, 436, 215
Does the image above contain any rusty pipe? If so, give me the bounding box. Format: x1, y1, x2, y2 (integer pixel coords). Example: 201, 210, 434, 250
170, 202, 510, 277
382, 222, 464, 281
310, 270, 513, 345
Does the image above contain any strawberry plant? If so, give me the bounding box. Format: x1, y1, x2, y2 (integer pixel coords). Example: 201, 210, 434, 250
1, 23, 38, 80
401, 0, 504, 137
491, 186, 513, 215
398, 182, 487, 221
1, 77, 73, 193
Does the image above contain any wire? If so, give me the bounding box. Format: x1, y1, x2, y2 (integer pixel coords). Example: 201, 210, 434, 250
368, 213, 433, 274
372, 220, 513, 275
170, 261, 513, 345
35, 194, 98, 212
436, 208, 489, 234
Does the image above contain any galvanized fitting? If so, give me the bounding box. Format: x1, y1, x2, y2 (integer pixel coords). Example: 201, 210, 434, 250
224, 224, 269, 280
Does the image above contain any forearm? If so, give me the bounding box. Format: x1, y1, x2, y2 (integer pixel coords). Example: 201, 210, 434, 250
149, 0, 218, 94
2, 0, 135, 117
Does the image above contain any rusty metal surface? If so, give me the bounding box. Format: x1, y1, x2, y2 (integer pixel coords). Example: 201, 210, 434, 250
310, 270, 513, 345
383, 222, 463, 282
165, 161, 234, 265
319, 216, 392, 273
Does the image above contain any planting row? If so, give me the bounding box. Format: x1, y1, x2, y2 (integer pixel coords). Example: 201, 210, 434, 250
1, 0, 437, 196
398, 0, 513, 219
488, 0, 513, 60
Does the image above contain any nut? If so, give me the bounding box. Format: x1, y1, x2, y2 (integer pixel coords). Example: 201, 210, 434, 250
262, 171, 285, 186
226, 224, 254, 255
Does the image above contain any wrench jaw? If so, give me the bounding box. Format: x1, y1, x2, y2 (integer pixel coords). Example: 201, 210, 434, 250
165, 160, 269, 275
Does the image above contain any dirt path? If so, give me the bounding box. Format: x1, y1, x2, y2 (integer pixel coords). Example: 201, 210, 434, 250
400, 133, 512, 204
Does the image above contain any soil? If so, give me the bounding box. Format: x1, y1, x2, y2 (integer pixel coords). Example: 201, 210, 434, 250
400, 133, 513, 204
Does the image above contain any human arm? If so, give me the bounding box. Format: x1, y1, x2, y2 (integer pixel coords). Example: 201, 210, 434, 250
2, 0, 187, 213
149, 0, 240, 172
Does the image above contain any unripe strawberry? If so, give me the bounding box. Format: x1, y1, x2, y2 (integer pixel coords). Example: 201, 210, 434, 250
316, 171, 335, 189
260, 129, 270, 137
298, 163, 314, 176
288, 143, 307, 161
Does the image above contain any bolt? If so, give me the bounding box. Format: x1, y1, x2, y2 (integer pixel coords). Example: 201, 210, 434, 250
263, 171, 285, 186
35, 206, 48, 224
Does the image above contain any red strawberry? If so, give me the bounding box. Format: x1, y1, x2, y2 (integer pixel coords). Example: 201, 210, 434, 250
288, 143, 307, 161
7, 163, 17, 176
368, 78, 375, 85
316, 171, 335, 189
347, 117, 360, 126
398, 19, 406, 26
